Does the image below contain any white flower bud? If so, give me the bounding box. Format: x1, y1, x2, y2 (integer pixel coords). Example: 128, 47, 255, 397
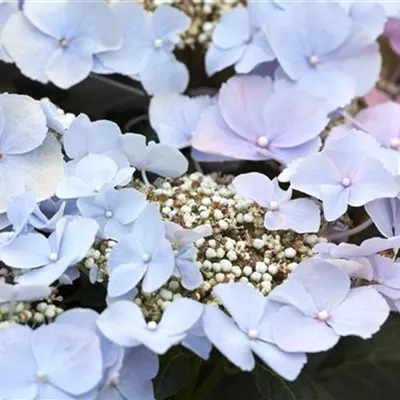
202, 197, 212, 206
216, 248, 225, 258
215, 273, 225, 283
232, 266, 242, 277
255, 261, 268, 274
243, 213, 254, 223
212, 263, 221, 273
227, 250, 237, 261
160, 289, 173, 301
205, 248, 217, 259
284, 248, 297, 258
268, 264, 279, 275
36, 302, 47, 313
213, 209, 223, 220
243, 266, 252, 276
218, 220, 229, 230
262, 273, 273, 282
220, 259, 232, 272
250, 272, 262, 282
195, 238, 205, 248
253, 239, 264, 249
34, 313, 45, 323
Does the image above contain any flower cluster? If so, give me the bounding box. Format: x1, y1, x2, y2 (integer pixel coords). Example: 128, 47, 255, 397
2, 0, 400, 399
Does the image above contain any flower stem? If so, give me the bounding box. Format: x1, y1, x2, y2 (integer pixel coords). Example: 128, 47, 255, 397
141, 169, 150, 187
338, 108, 368, 132
90, 74, 147, 97
328, 218, 373, 241
192, 358, 226, 400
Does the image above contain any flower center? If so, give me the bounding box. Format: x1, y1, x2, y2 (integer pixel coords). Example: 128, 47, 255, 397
341, 177, 351, 187
37, 371, 46, 383
147, 321, 158, 331
309, 54, 319, 66
49, 252, 58, 262
317, 310, 329, 321
142, 253, 151, 263
154, 38, 163, 49
256, 136, 269, 148
390, 137, 400, 150
59, 38, 68, 48
104, 210, 113, 218
268, 201, 279, 211
248, 329, 258, 340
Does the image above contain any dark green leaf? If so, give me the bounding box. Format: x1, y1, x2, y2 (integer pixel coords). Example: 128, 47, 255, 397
155, 349, 191, 400
252, 364, 318, 400
315, 314, 400, 400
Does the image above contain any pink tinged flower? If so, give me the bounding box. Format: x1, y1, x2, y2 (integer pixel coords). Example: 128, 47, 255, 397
291, 148, 398, 221
192, 75, 329, 164
233, 172, 320, 233
269, 260, 390, 353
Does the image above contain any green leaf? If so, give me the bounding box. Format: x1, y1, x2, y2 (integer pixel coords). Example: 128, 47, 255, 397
315, 314, 400, 400
252, 364, 318, 400
154, 349, 192, 400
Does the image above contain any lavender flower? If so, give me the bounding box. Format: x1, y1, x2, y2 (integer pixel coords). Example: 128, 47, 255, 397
192, 75, 329, 164
0, 323, 102, 399
269, 260, 389, 352
203, 283, 306, 380
107, 204, 175, 297
233, 172, 320, 233
291, 143, 398, 221
97, 298, 203, 354
266, 2, 381, 109
366, 197, 400, 238
77, 186, 147, 241
0, 217, 98, 285
2, 1, 121, 88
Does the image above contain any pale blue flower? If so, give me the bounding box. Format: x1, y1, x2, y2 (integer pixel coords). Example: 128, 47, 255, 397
77, 186, 147, 241
0, 93, 64, 213
39, 98, 74, 135
366, 197, 400, 238
182, 320, 212, 360
0, 2, 15, 62
233, 172, 320, 233
0, 323, 103, 399
107, 204, 175, 297
2, 1, 122, 88
203, 283, 306, 380
0, 281, 50, 304
122, 133, 188, 184
56, 154, 134, 199
63, 113, 128, 167
206, 6, 275, 75
149, 93, 212, 149
0, 216, 98, 285
96, 3, 190, 94
267, 2, 381, 109
97, 346, 158, 400
97, 298, 203, 354
165, 222, 212, 290
269, 260, 389, 353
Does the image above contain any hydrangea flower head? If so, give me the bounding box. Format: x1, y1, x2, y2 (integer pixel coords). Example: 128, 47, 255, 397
2, 1, 122, 88
233, 172, 320, 233
203, 282, 306, 380
0, 323, 103, 399
56, 154, 134, 199
77, 186, 147, 241
267, 2, 381, 109
107, 204, 175, 297
0, 93, 63, 213
192, 75, 329, 164
0, 216, 98, 285
269, 260, 389, 352
206, 6, 275, 75
97, 298, 203, 354
96, 3, 190, 94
